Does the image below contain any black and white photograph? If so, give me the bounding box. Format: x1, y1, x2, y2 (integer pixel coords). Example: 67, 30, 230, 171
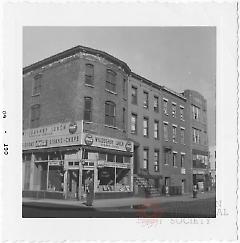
22, 26, 216, 218
1, 2, 238, 242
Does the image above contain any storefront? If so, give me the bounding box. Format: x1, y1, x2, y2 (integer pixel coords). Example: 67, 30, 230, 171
22, 121, 134, 199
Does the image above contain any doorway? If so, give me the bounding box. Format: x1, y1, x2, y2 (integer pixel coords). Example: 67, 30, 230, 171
67, 169, 79, 199
81, 169, 94, 197
181, 179, 186, 194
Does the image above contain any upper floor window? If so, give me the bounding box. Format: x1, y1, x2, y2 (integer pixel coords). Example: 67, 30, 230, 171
131, 86, 138, 105
154, 150, 160, 172
143, 91, 149, 109
180, 154, 185, 168
32, 74, 42, 96
192, 105, 200, 120
123, 78, 127, 96
143, 148, 149, 169
173, 152, 177, 167
172, 103, 176, 118
180, 127, 185, 144
180, 106, 184, 120
105, 101, 116, 126
193, 127, 201, 144
85, 64, 94, 85
163, 99, 168, 114
30, 104, 40, 128
84, 97, 92, 122
172, 125, 177, 143
163, 122, 169, 141
106, 70, 116, 92
143, 117, 149, 137
153, 96, 159, 112
154, 120, 159, 139
131, 113, 137, 134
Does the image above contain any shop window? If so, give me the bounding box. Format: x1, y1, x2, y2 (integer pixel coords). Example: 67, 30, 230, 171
124, 156, 130, 163
97, 167, 115, 191
115, 168, 131, 192
48, 165, 64, 192
131, 113, 137, 134
106, 69, 116, 92
23, 161, 31, 190
131, 86, 137, 105
143, 117, 149, 137
154, 96, 159, 112
154, 120, 159, 139
105, 101, 116, 126
30, 104, 40, 128
143, 91, 149, 109
164, 122, 168, 141
116, 154, 123, 163
99, 152, 107, 161
154, 150, 159, 172
143, 148, 149, 169
107, 153, 115, 162
85, 64, 94, 85
32, 73, 42, 96
84, 97, 92, 122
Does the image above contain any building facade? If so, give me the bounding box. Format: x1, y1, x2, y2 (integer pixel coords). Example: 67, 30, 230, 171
22, 45, 210, 199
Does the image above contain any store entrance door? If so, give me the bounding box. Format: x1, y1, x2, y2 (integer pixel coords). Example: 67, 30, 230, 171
181, 179, 185, 194
67, 169, 79, 199
81, 169, 94, 198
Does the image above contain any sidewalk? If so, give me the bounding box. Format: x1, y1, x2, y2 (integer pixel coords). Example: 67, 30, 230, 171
22, 191, 216, 209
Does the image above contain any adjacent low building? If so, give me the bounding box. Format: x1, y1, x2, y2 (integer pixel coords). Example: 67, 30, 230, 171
22, 45, 210, 199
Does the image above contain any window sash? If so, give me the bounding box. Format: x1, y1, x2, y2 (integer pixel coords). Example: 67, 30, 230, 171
143, 92, 149, 108
105, 102, 116, 126
131, 114, 137, 133
154, 121, 159, 139
85, 64, 94, 85
143, 118, 148, 136
154, 97, 159, 111
163, 100, 168, 113
164, 124, 168, 140
106, 70, 116, 92
131, 87, 137, 104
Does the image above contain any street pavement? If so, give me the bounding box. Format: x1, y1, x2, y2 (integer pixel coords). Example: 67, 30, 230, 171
22, 191, 216, 218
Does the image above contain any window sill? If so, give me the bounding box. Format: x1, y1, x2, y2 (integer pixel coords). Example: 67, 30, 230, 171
32, 93, 40, 97
105, 89, 117, 95
85, 83, 94, 88
104, 124, 118, 130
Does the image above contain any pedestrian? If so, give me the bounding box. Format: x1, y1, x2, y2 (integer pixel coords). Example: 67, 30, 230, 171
193, 184, 198, 198
86, 177, 94, 206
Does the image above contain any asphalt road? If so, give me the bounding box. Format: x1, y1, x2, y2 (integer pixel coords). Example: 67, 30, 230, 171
22, 198, 216, 218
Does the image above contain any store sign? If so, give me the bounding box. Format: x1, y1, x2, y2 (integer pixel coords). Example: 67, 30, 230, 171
97, 161, 130, 169
49, 161, 63, 166
69, 122, 77, 134
82, 133, 133, 152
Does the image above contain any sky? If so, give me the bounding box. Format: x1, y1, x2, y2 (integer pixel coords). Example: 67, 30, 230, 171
23, 26, 216, 147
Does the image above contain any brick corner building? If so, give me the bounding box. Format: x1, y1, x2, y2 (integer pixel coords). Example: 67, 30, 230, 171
22, 45, 210, 200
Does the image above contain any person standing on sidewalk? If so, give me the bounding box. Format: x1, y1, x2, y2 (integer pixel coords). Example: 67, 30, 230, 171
86, 177, 94, 206
193, 184, 198, 198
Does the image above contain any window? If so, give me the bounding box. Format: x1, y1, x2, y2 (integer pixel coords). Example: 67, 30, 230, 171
123, 78, 126, 96
30, 104, 40, 128
173, 152, 177, 167
143, 148, 149, 169
105, 101, 116, 126
180, 154, 185, 168
131, 113, 137, 134
180, 106, 184, 120
84, 97, 92, 122
85, 64, 94, 85
163, 99, 168, 114
143, 91, 149, 109
192, 105, 200, 120
106, 69, 116, 92
122, 108, 126, 130
107, 153, 115, 162
193, 128, 201, 144
131, 86, 138, 104
154, 120, 159, 139
172, 103, 176, 117
163, 122, 169, 141
154, 150, 159, 172
143, 117, 149, 137
180, 128, 185, 144
172, 125, 177, 143
164, 149, 170, 165
99, 153, 107, 161
154, 96, 159, 112
32, 74, 42, 95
